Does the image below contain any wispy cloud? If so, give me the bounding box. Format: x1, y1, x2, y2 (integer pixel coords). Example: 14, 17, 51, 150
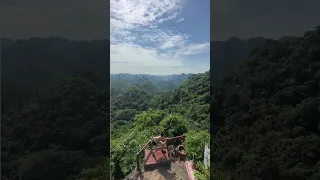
110, 0, 209, 74
176, 18, 184, 23
159, 33, 188, 50
178, 43, 210, 56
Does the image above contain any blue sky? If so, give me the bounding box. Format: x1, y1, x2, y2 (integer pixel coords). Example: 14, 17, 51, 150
110, 0, 210, 75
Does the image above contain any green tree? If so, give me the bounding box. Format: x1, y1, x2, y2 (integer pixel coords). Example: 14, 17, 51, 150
160, 114, 188, 137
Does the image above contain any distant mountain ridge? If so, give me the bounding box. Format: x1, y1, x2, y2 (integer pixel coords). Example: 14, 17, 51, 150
111, 73, 192, 84
110, 73, 193, 94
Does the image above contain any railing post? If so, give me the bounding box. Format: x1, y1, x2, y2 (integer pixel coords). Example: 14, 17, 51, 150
148, 140, 152, 149
136, 153, 140, 171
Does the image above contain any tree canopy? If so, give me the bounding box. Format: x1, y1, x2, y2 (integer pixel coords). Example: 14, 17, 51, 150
211, 27, 320, 180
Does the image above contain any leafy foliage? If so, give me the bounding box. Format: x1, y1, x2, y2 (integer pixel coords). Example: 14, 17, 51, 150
77, 158, 110, 180
185, 130, 210, 162
194, 161, 210, 180
160, 114, 188, 137
211, 27, 320, 180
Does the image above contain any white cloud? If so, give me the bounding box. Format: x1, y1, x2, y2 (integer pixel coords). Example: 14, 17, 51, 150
178, 43, 210, 56
110, 0, 183, 32
111, 43, 183, 67
159, 34, 188, 50
176, 18, 184, 22
158, 12, 180, 23
138, 29, 190, 46
110, 0, 209, 74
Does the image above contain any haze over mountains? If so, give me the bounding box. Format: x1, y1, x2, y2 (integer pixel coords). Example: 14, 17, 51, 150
110, 73, 193, 94
110, 36, 294, 89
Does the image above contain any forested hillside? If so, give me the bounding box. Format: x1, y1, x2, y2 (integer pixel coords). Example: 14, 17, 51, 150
211, 27, 320, 180
1, 38, 110, 180
110, 71, 210, 179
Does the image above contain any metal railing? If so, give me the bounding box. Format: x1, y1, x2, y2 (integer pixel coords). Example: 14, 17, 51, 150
136, 141, 152, 171
165, 135, 186, 146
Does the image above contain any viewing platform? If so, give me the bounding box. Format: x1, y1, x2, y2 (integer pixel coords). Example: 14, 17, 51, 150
144, 146, 170, 169
128, 134, 196, 180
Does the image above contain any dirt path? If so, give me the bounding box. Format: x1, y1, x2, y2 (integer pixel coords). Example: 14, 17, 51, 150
125, 161, 189, 180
